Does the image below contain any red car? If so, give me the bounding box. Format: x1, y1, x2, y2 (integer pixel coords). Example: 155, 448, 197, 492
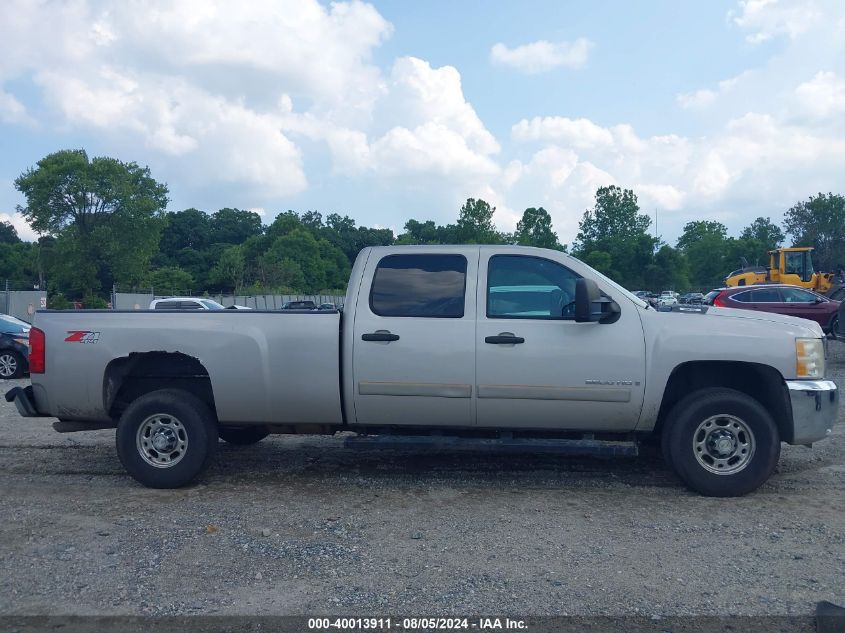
705, 285, 841, 336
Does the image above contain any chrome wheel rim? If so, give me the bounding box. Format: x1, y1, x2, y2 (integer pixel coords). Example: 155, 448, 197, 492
693, 414, 755, 475
136, 414, 188, 468
0, 354, 17, 377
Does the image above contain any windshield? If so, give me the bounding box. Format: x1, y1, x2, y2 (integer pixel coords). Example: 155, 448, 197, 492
200, 299, 225, 310
0, 314, 30, 333
566, 255, 647, 308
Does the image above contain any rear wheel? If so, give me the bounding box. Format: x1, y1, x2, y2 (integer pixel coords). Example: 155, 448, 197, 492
219, 426, 269, 445
116, 389, 218, 488
662, 388, 780, 496
829, 315, 840, 339
0, 350, 24, 379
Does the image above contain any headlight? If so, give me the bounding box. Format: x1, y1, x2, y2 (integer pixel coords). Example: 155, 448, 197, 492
796, 338, 825, 378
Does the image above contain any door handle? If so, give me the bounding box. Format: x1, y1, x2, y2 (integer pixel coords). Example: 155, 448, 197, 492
362, 331, 400, 342
485, 334, 525, 344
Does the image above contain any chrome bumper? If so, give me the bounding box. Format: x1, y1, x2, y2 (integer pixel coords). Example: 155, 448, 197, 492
786, 380, 839, 445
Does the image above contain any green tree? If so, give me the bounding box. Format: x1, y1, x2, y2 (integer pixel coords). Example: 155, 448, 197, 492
0, 221, 20, 244
514, 207, 561, 249
784, 193, 845, 271
676, 221, 731, 289
456, 198, 504, 244
14, 149, 168, 297
644, 244, 689, 291
210, 245, 246, 293
209, 208, 264, 244
740, 217, 785, 251
149, 266, 194, 295
572, 186, 656, 287
263, 228, 326, 292
160, 208, 212, 256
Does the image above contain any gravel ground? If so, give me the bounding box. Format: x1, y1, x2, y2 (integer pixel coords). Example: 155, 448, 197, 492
1, 347, 844, 617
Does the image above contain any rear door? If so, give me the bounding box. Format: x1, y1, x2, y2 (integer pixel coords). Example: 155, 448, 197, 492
352, 248, 478, 427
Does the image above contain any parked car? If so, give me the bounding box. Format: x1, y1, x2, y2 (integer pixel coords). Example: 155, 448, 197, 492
658, 291, 678, 306
680, 292, 705, 305
150, 297, 225, 310
316, 303, 337, 311
707, 285, 841, 336
280, 300, 317, 310
8, 245, 839, 496
0, 314, 30, 379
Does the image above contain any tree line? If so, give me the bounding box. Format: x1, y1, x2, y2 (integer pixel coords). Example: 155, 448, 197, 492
2, 149, 844, 306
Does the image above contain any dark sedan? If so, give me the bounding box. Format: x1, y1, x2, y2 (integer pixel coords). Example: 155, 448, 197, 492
0, 314, 30, 379
706, 285, 841, 335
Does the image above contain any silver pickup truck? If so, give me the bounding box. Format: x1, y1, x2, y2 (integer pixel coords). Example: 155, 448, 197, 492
6, 245, 839, 496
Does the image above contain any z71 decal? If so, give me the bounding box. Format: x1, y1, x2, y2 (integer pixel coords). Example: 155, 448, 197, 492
65, 331, 101, 344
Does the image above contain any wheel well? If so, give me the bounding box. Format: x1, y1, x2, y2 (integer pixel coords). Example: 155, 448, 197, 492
655, 361, 793, 442
104, 352, 216, 420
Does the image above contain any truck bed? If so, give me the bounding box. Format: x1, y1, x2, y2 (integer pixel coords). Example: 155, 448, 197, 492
30, 310, 343, 425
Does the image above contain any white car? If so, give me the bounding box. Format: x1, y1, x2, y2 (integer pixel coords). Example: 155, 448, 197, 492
658, 291, 678, 306
149, 297, 225, 310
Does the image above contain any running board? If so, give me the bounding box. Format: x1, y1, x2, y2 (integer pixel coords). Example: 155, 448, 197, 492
344, 434, 638, 456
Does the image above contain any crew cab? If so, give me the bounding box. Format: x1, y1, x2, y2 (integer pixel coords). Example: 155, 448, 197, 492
6, 246, 839, 496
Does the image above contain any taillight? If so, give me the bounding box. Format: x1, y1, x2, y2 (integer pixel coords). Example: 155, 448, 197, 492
713, 292, 727, 308
29, 327, 45, 374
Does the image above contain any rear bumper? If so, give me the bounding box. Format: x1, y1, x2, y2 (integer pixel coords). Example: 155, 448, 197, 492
786, 379, 839, 445
4, 386, 45, 418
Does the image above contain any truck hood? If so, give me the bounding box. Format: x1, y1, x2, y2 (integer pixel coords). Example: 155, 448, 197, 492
705, 306, 824, 337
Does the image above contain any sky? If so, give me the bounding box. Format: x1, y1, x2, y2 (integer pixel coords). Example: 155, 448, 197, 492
0, 0, 843, 247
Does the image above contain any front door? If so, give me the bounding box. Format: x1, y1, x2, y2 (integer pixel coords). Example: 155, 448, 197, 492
352, 249, 478, 427
475, 251, 646, 431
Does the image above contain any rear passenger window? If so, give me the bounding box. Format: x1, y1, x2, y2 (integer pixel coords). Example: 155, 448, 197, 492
370, 254, 467, 318
749, 289, 781, 302
155, 301, 180, 309
731, 291, 753, 303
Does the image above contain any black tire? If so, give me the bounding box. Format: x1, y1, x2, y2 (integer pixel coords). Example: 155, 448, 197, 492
829, 315, 840, 340
662, 388, 780, 497
0, 350, 25, 379
116, 389, 218, 488
219, 426, 269, 445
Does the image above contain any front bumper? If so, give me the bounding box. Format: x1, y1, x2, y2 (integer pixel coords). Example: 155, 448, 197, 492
4, 386, 45, 418
786, 379, 839, 445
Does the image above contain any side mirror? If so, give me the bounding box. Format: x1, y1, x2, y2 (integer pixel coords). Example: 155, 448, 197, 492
575, 278, 621, 323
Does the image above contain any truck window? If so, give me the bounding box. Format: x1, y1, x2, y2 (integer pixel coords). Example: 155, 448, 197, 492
154, 301, 181, 309
487, 255, 581, 319
370, 254, 467, 318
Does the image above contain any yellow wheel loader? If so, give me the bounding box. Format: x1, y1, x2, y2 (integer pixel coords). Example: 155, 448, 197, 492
725, 247, 845, 301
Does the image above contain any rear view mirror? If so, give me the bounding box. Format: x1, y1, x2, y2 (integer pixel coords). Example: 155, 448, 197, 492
575, 278, 621, 323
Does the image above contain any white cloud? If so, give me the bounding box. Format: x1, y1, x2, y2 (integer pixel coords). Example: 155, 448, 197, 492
490, 38, 592, 74
730, 0, 821, 43
512, 117, 614, 149
0, 90, 33, 125
795, 70, 845, 118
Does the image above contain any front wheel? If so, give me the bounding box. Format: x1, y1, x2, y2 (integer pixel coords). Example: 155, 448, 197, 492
116, 389, 218, 488
830, 315, 842, 339
662, 388, 780, 497
0, 350, 24, 379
